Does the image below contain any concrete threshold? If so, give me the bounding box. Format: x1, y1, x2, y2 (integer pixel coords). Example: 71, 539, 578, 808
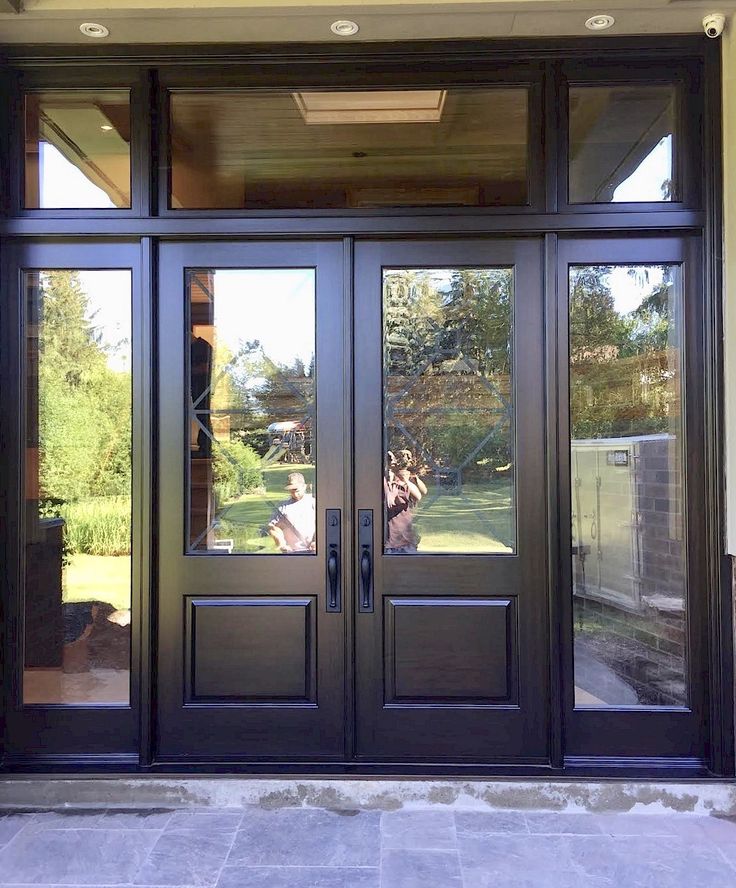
1, 777, 736, 816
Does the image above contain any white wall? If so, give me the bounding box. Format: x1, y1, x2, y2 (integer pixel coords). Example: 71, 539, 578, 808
725, 29, 736, 555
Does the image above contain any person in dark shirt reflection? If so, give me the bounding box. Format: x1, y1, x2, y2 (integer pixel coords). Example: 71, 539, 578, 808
384, 450, 427, 554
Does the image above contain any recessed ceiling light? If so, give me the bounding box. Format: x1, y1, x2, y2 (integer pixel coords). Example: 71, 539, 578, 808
585, 14, 615, 31
330, 20, 359, 37
80, 22, 110, 39
100, 124, 114, 132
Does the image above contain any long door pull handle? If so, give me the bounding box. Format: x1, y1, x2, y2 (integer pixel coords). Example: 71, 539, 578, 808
327, 548, 339, 610
358, 509, 373, 613
360, 548, 372, 609
325, 509, 341, 612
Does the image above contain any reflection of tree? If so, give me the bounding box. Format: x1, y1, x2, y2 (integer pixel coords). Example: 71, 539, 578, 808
570, 265, 679, 440
205, 337, 314, 460
383, 269, 512, 480
36, 271, 131, 504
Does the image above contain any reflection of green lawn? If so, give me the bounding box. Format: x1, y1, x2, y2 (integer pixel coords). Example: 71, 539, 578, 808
216, 463, 512, 554
216, 462, 315, 552
412, 479, 514, 553
64, 554, 131, 609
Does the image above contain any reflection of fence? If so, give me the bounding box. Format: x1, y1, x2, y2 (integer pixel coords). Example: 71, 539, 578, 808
572, 433, 684, 609
572, 433, 686, 706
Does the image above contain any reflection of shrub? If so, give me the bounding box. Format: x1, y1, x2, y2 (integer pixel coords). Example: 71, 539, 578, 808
393, 418, 511, 478
235, 428, 271, 457
61, 497, 131, 556
213, 442, 264, 504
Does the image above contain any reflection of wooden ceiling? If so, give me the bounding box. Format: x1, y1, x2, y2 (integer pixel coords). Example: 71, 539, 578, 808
170, 88, 528, 208
569, 86, 675, 202
25, 92, 131, 207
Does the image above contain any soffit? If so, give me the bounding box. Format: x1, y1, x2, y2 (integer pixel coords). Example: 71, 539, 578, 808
1, 0, 734, 43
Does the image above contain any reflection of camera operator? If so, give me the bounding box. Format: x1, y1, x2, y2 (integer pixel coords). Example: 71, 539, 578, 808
384, 450, 427, 554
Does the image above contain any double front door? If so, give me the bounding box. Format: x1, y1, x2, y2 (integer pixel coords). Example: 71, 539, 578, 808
157, 238, 548, 764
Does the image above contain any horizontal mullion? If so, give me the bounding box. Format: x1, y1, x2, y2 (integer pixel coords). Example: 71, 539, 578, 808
0, 211, 705, 238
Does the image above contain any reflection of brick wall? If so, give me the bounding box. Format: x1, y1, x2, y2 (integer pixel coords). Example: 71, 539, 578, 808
24, 517, 64, 669
574, 435, 686, 706
636, 436, 685, 605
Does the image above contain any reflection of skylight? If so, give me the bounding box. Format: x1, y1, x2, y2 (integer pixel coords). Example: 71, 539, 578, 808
40, 141, 115, 209
293, 90, 446, 125
613, 135, 673, 202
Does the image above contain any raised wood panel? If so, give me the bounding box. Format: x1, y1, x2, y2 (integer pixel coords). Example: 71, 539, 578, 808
384, 597, 515, 704
186, 596, 316, 703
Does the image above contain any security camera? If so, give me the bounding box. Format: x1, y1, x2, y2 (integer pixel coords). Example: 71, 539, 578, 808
703, 13, 726, 38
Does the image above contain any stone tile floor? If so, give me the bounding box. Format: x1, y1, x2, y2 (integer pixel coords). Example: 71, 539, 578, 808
0, 806, 734, 887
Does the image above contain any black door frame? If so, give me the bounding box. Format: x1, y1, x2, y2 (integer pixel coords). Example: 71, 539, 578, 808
0, 35, 731, 777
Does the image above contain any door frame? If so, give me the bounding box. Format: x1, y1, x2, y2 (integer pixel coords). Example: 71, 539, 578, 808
0, 35, 731, 777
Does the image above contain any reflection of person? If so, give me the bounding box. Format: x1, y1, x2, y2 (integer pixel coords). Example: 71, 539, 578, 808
267, 472, 316, 553
384, 450, 427, 554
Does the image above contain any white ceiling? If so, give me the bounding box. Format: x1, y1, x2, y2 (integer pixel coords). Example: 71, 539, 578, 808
0, 0, 732, 44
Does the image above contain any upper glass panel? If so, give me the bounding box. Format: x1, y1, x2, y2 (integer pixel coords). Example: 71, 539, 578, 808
569, 85, 678, 204
24, 270, 132, 705
169, 88, 529, 210
24, 91, 132, 209
188, 268, 316, 554
382, 268, 515, 554
569, 264, 687, 707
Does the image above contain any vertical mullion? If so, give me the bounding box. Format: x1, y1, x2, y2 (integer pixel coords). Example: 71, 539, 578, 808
545, 231, 563, 768
136, 236, 155, 767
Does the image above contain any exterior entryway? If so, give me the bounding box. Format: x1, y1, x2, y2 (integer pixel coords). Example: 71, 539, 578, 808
156, 238, 548, 763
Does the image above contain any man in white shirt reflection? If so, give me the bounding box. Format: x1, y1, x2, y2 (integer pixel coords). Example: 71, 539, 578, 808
267, 472, 316, 553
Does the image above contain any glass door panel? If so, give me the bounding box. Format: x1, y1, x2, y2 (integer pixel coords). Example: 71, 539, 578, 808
383, 266, 516, 555
186, 268, 317, 555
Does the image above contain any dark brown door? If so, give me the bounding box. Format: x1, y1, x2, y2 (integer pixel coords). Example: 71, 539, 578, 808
157, 237, 549, 764
156, 241, 347, 761
353, 239, 549, 762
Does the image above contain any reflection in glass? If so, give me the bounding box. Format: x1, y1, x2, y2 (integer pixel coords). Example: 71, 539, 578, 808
188, 269, 316, 554
170, 88, 529, 209
24, 271, 132, 704
569, 86, 677, 203
24, 91, 132, 209
570, 265, 686, 707
382, 268, 515, 554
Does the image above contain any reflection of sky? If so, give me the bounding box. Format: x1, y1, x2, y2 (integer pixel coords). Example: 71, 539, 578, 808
613, 135, 672, 202
40, 142, 115, 209
607, 266, 666, 316
212, 270, 315, 368
77, 270, 131, 371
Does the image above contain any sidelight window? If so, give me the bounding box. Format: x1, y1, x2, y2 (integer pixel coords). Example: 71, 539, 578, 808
23, 270, 132, 705
569, 263, 687, 707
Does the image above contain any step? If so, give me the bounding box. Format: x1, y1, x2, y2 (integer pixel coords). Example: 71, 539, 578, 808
1, 777, 735, 816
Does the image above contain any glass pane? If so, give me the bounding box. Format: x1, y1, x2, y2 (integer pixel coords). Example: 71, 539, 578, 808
569, 85, 677, 203
24, 271, 132, 705
24, 91, 132, 208
188, 269, 316, 554
170, 88, 528, 209
383, 268, 515, 554
570, 264, 686, 707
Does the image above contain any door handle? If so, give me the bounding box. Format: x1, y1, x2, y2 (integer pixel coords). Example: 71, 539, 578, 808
358, 509, 373, 613
326, 509, 341, 613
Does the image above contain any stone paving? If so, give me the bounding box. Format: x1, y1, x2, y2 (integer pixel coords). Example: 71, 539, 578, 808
0, 806, 735, 887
